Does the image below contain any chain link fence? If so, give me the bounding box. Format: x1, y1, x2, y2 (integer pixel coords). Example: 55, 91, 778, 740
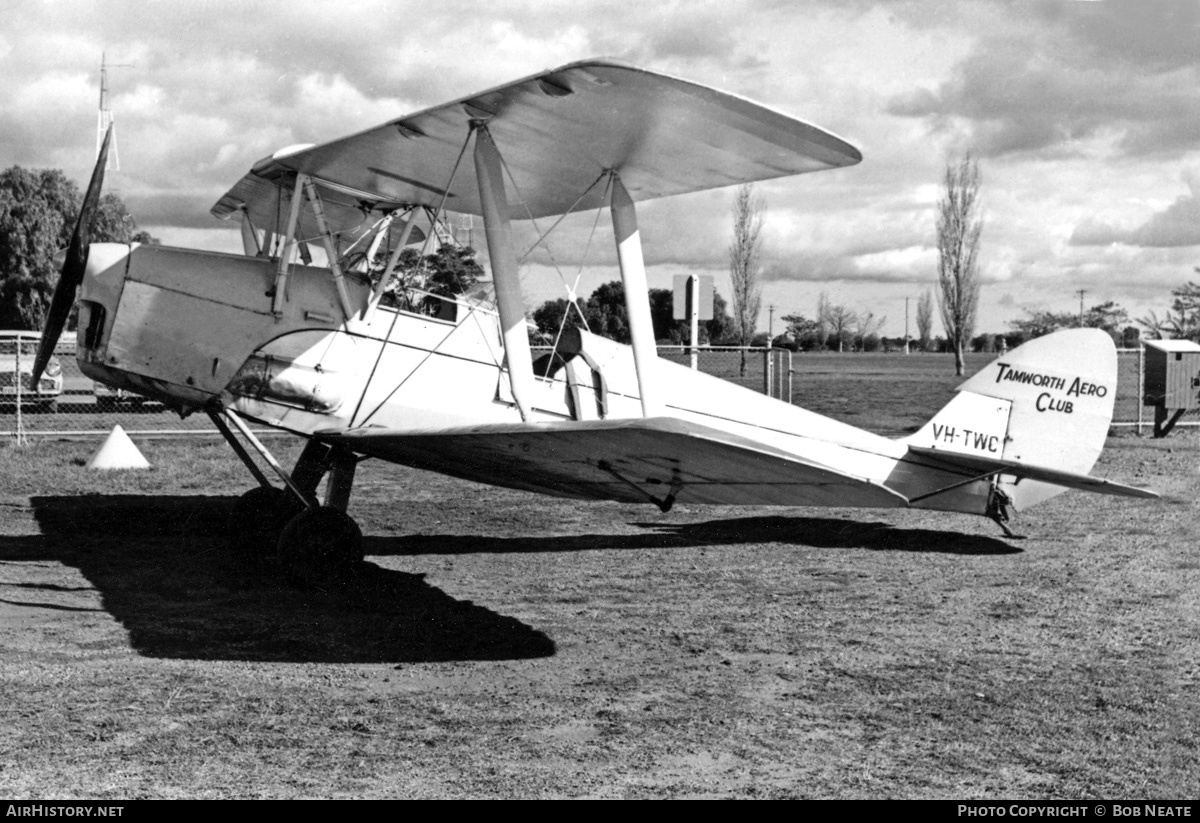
1, 341, 1183, 439
644, 346, 793, 401
1114, 346, 1199, 433
1, 338, 216, 440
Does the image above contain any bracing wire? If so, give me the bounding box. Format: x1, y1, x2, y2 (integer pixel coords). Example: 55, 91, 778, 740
490, 145, 613, 375
542, 173, 614, 375
352, 124, 477, 428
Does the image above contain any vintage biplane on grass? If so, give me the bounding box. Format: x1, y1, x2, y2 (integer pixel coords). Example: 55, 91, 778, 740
32, 59, 1156, 574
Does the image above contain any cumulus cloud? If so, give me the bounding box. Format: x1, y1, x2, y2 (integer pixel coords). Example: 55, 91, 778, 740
1070, 169, 1200, 248
885, 1, 1200, 160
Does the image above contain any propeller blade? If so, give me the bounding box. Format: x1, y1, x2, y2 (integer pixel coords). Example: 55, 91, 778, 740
31, 125, 112, 386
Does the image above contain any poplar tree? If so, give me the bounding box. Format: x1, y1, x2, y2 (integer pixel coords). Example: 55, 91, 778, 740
729, 184, 765, 375
936, 156, 983, 376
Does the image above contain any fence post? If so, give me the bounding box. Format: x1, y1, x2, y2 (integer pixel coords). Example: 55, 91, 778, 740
1136, 344, 1144, 436
785, 350, 793, 404
763, 347, 774, 398
14, 337, 24, 445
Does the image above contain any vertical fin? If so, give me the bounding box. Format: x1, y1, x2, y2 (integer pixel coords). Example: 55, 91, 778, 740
905, 329, 1118, 510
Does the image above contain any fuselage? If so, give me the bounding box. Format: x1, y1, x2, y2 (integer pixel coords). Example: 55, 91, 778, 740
77, 242, 995, 515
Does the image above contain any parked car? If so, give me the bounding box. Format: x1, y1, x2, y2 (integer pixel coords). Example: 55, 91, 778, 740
93, 382, 149, 408
0, 331, 62, 411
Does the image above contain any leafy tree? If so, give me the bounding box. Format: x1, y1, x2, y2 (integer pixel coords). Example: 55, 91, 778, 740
411, 245, 484, 297
0, 166, 156, 330
853, 311, 885, 351
584, 280, 630, 343
534, 281, 734, 345
1138, 277, 1200, 341
822, 300, 857, 353
781, 313, 820, 350
95, 193, 156, 246
1009, 308, 1075, 339
532, 296, 587, 339
971, 333, 997, 353
936, 155, 983, 375
771, 333, 800, 352
648, 288, 678, 342
0, 168, 76, 329
650, 286, 733, 345
1010, 300, 1128, 343
379, 244, 485, 314
1084, 300, 1129, 337
705, 291, 733, 345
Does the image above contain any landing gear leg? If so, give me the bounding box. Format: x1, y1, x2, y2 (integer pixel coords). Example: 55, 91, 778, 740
211, 409, 308, 554
278, 444, 365, 586
986, 482, 1021, 539
209, 407, 365, 579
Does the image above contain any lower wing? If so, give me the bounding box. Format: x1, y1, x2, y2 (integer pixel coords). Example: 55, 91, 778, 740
325, 417, 909, 510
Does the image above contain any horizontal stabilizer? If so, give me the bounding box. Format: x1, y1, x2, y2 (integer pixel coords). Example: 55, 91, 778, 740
325, 416, 909, 509
907, 446, 1158, 499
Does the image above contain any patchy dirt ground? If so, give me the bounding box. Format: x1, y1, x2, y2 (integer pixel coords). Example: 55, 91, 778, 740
0, 433, 1196, 798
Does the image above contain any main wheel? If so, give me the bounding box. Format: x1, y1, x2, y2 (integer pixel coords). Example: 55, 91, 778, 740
228, 486, 304, 555
278, 506, 363, 586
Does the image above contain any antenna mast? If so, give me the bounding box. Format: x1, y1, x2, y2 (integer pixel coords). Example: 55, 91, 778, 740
97, 52, 133, 171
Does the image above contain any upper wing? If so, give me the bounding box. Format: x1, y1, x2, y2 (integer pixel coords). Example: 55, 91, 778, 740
212, 58, 861, 224
212, 155, 427, 256
324, 416, 906, 509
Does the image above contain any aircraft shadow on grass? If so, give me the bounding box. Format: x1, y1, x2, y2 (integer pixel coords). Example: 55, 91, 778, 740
370, 515, 1021, 557
8, 494, 556, 665
4, 495, 1016, 664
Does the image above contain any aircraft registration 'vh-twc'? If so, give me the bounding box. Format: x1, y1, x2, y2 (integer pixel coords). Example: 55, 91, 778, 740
32, 59, 1156, 576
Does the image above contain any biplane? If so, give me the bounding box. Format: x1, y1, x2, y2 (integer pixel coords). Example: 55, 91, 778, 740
32, 59, 1156, 574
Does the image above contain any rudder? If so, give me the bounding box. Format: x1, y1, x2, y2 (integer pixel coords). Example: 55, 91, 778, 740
905, 329, 1118, 509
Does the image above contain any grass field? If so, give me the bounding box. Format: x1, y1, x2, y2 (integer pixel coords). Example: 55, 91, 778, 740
0, 358, 1196, 799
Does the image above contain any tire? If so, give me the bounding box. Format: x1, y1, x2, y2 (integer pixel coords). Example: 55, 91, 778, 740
278, 506, 364, 586
228, 486, 304, 555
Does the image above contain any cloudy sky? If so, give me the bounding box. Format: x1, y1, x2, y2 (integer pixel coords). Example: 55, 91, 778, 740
2, 0, 1198, 337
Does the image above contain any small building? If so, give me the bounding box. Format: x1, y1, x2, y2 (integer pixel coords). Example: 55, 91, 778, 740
1142, 339, 1200, 436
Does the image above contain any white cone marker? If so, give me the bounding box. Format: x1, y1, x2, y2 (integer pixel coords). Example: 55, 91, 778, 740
87, 425, 150, 470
